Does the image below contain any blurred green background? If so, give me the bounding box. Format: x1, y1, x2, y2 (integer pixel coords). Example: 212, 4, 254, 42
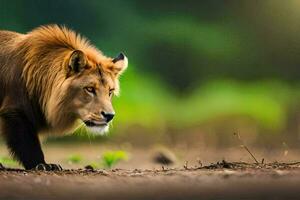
1, 0, 300, 148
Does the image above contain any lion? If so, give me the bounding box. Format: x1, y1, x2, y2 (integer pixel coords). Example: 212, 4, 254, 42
0, 25, 128, 170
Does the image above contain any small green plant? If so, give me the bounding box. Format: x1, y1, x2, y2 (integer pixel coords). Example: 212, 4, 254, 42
0, 156, 19, 167
67, 154, 83, 164
101, 150, 128, 169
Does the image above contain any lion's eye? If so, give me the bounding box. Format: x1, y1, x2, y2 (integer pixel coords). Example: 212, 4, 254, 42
109, 88, 115, 97
85, 87, 95, 94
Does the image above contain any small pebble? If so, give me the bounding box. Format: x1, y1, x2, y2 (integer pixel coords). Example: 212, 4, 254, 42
84, 165, 94, 171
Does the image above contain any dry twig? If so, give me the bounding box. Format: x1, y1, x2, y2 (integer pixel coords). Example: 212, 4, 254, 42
234, 132, 259, 164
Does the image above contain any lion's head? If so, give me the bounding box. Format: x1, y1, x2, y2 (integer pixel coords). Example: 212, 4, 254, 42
64, 50, 128, 134
21, 25, 128, 135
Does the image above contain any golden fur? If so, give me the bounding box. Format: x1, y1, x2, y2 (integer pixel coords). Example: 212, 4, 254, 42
0, 24, 127, 134
0, 24, 128, 169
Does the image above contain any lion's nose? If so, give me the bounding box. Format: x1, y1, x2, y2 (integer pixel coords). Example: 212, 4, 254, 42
101, 111, 115, 123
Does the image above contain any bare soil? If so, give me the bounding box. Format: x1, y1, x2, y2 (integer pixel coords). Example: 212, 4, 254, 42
1, 161, 300, 200
0, 143, 299, 199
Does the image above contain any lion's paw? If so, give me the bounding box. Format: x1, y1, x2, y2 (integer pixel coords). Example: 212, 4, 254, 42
35, 163, 63, 171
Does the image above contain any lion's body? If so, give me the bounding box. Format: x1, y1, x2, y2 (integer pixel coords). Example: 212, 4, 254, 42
0, 25, 127, 169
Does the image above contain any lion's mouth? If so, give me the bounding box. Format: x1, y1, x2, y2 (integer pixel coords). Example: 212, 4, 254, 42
83, 120, 107, 127
84, 120, 109, 135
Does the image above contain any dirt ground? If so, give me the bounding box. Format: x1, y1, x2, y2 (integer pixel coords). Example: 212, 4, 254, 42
1, 162, 300, 200
0, 144, 300, 199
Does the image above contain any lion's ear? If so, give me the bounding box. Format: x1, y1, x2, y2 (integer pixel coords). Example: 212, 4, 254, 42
112, 52, 128, 75
68, 50, 87, 73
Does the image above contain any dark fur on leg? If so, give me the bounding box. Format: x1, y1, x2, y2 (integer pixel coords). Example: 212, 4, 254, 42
0, 108, 45, 169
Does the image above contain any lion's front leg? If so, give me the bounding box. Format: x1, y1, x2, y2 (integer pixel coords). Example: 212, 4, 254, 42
0, 108, 46, 170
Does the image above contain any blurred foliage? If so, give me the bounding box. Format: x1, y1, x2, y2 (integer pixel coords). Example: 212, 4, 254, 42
101, 151, 129, 169
0, 156, 19, 167
85, 150, 129, 169
1, 0, 300, 140
67, 154, 83, 164
113, 67, 300, 133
